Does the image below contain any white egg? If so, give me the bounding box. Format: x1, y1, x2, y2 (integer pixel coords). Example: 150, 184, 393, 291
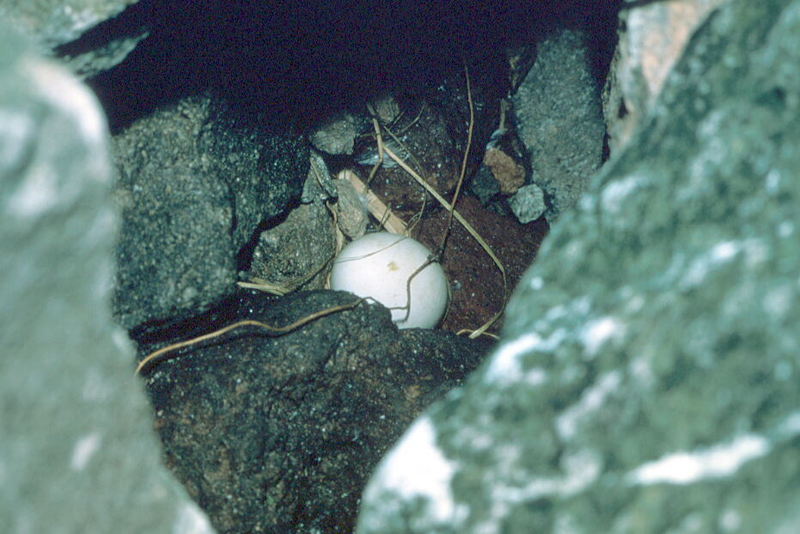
330, 232, 448, 329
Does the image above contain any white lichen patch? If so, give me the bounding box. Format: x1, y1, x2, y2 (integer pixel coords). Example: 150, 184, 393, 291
762, 285, 792, 318
25, 58, 108, 149
491, 448, 602, 505
484, 333, 542, 385
680, 239, 751, 289
454, 418, 496, 453
765, 168, 782, 194
628, 356, 656, 389
563, 239, 589, 261
777, 220, 794, 238
532, 297, 593, 338
474, 448, 602, 534
0, 109, 35, 167
540, 328, 568, 354
366, 416, 465, 525
528, 276, 544, 290
539, 305, 567, 326
578, 191, 597, 211
628, 411, 800, 488
618, 285, 645, 313
70, 432, 102, 471
626, 433, 770, 485
111, 328, 133, 355
719, 508, 743, 532
6, 165, 59, 219
556, 371, 622, 441
56, 5, 106, 38
525, 367, 549, 386
687, 112, 729, 187
601, 174, 645, 214
710, 240, 739, 262
7, 57, 111, 220
558, 449, 603, 496
483, 328, 561, 386
581, 316, 626, 358
173, 502, 214, 534
741, 237, 769, 267
776, 410, 800, 441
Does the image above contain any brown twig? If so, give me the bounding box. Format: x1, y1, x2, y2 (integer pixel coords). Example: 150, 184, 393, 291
135, 298, 366, 375
339, 169, 408, 235
365, 109, 385, 185
438, 62, 475, 256
382, 144, 507, 337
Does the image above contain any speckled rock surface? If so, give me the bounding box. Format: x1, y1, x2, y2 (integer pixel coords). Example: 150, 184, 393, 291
0, 23, 212, 534
136, 290, 492, 533
249, 201, 336, 292
0, 0, 137, 47
355, 64, 503, 223
111, 93, 308, 329
511, 25, 606, 220
0, 0, 146, 80
603, 0, 729, 151
357, 0, 800, 532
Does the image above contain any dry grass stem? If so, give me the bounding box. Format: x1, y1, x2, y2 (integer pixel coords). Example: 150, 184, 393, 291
338, 169, 408, 235
136, 298, 366, 375
237, 280, 290, 296
366, 115, 385, 185
440, 63, 475, 253
238, 250, 335, 296
381, 146, 507, 338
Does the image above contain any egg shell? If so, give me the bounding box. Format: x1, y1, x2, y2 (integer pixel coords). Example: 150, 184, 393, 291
330, 232, 448, 329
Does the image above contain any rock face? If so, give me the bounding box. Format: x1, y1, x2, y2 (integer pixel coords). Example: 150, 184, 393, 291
250, 201, 337, 292
0, 22, 212, 534
111, 94, 308, 329
357, 0, 800, 532
136, 290, 492, 534
0, 0, 145, 79
603, 0, 730, 151
0, 0, 137, 47
511, 26, 606, 220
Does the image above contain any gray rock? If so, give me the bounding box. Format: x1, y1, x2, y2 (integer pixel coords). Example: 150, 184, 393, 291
508, 183, 546, 223
357, 0, 800, 532
58, 22, 150, 80
111, 94, 307, 329
470, 163, 501, 204
0, 22, 212, 533
249, 201, 336, 292
0, 0, 137, 48
301, 150, 338, 203
512, 26, 606, 220
137, 289, 492, 533
0, 0, 150, 80
602, 0, 728, 151
309, 111, 367, 155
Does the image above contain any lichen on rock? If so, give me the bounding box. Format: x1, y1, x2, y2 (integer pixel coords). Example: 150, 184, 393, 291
357, 0, 800, 531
